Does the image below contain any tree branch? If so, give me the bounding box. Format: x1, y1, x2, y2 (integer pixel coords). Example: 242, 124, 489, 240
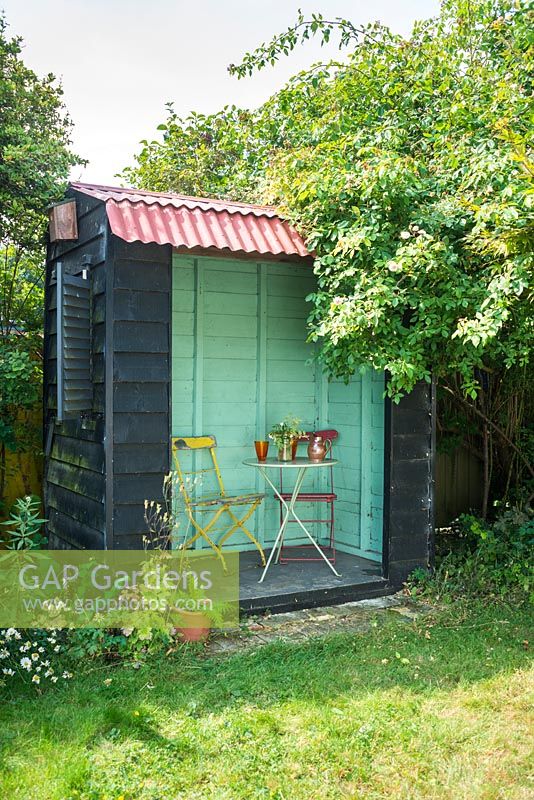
441, 383, 534, 480
228, 14, 386, 78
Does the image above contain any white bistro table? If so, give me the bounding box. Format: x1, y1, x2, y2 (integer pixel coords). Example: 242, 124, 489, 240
243, 457, 341, 583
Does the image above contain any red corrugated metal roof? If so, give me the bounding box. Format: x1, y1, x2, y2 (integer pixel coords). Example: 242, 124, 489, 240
70, 182, 310, 258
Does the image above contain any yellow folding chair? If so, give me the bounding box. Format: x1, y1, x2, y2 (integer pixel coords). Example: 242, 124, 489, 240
171, 435, 266, 570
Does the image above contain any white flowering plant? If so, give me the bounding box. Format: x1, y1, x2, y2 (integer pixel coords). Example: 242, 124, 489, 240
268, 415, 306, 449
0, 628, 71, 689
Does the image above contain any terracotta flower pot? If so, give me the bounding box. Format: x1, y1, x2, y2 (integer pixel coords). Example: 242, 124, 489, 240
176, 610, 211, 642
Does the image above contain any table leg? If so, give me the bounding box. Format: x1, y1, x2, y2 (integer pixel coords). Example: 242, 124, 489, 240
258, 467, 303, 584
258, 466, 341, 582
274, 467, 341, 577
288, 510, 341, 576
274, 467, 307, 564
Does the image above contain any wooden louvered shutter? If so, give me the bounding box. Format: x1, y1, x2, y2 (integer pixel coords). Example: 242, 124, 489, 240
56, 262, 92, 420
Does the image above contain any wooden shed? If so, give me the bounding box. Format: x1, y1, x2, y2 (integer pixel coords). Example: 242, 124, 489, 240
44, 182, 435, 612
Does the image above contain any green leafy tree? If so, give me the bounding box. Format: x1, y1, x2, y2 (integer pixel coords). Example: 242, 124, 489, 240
125, 0, 533, 504
122, 104, 264, 201
0, 14, 83, 506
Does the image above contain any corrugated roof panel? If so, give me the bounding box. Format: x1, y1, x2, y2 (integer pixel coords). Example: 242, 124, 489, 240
70, 182, 310, 258
70, 182, 282, 215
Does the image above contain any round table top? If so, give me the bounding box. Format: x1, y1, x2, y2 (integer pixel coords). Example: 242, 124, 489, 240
243, 457, 338, 469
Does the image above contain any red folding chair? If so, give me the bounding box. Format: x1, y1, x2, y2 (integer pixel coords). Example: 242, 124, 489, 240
277, 429, 338, 564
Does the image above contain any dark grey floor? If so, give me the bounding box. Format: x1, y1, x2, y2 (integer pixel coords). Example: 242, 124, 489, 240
239, 548, 385, 612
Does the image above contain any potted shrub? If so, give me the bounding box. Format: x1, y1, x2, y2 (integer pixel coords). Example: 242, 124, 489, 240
269, 415, 306, 461
142, 475, 230, 644
174, 590, 228, 643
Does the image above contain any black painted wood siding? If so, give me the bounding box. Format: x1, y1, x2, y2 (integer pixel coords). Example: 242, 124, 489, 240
111, 238, 172, 549
44, 192, 107, 548
383, 381, 435, 585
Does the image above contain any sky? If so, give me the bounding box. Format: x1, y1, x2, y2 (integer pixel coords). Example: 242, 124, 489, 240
2, 0, 440, 185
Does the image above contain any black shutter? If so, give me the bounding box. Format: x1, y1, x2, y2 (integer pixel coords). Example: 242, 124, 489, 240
57, 262, 92, 420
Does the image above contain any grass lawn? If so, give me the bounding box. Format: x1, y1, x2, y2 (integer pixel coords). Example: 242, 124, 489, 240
0, 602, 532, 800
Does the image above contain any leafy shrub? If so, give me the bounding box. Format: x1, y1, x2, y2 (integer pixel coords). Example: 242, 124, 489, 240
409, 508, 533, 603
67, 626, 177, 665
1, 495, 47, 549
0, 342, 42, 505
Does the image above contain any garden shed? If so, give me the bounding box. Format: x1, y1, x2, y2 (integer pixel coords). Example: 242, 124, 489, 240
44, 182, 435, 612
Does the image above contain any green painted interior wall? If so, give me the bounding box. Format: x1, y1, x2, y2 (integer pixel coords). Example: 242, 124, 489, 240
171, 254, 384, 561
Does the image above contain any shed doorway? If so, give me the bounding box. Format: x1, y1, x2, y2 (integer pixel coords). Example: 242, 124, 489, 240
171, 252, 386, 610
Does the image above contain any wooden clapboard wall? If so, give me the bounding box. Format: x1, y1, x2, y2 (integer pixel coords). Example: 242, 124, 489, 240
44, 191, 108, 549
171, 253, 384, 561
111, 239, 172, 549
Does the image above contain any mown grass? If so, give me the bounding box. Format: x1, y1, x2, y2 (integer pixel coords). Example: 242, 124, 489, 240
0, 602, 532, 799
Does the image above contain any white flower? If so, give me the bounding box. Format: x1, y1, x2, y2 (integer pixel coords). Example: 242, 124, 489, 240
0, 649, 8, 659
45, 670, 53, 678
31, 652, 39, 661
20, 657, 32, 671
400, 230, 411, 240
38, 646, 45, 653
5, 628, 20, 639
32, 674, 40, 684
2, 668, 15, 676
387, 260, 402, 273
53, 645, 61, 653
62, 671, 72, 680
51, 676, 58, 683
121, 627, 134, 637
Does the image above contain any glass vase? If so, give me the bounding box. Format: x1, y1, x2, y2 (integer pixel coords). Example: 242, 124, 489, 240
278, 442, 293, 461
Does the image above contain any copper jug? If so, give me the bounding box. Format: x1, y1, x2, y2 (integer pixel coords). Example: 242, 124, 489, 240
307, 433, 331, 462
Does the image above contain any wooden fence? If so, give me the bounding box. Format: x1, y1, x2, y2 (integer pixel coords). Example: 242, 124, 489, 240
435, 445, 483, 527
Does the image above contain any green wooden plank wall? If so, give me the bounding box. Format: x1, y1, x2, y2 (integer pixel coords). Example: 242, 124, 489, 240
171, 254, 384, 561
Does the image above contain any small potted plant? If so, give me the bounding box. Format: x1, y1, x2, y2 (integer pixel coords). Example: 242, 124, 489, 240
269, 415, 306, 461
173, 583, 229, 643
142, 474, 231, 644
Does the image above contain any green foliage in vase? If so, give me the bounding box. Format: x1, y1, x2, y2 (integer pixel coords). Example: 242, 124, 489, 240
268, 415, 305, 449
